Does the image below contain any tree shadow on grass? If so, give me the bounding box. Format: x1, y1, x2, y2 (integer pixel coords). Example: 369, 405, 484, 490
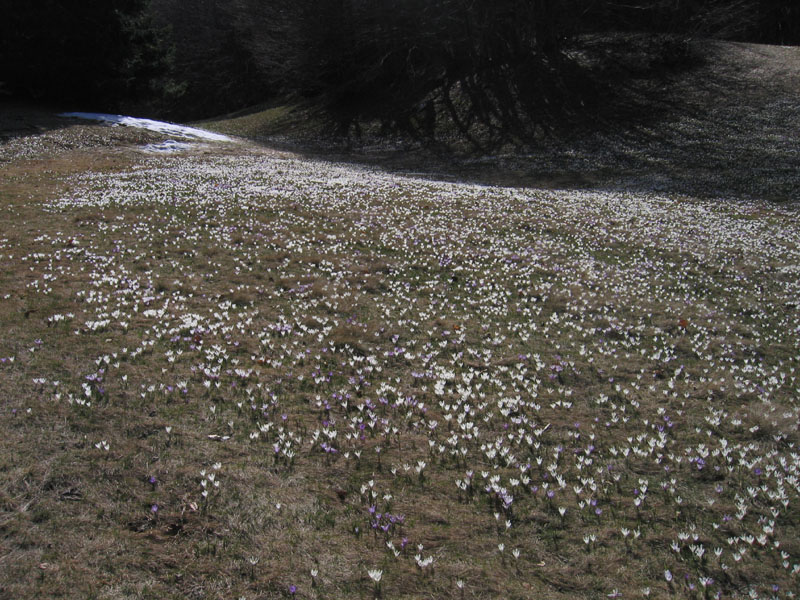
250, 41, 800, 203
0, 102, 76, 141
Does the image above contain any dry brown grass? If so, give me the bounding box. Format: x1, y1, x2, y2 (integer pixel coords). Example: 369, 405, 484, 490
1, 102, 800, 600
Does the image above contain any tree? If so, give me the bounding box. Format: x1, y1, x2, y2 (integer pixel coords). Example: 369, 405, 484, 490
746, 0, 800, 44
242, 0, 593, 145
0, 0, 170, 110
148, 0, 272, 120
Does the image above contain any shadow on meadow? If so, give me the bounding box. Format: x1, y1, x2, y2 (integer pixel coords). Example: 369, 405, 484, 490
233, 41, 800, 203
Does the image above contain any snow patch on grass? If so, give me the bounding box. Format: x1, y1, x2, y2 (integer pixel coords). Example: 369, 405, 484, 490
59, 112, 233, 142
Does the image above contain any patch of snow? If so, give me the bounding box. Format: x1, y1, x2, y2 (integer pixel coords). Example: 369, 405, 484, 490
59, 112, 233, 142
142, 140, 194, 154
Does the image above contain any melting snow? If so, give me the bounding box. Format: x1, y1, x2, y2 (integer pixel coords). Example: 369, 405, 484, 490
59, 112, 233, 142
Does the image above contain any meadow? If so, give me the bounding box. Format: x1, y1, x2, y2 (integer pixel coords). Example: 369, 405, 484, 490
1, 104, 799, 600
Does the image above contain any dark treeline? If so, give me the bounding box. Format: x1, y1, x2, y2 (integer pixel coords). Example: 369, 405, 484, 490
581, 0, 798, 42
1, 1, 798, 142
148, 0, 272, 120
1, 0, 172, 112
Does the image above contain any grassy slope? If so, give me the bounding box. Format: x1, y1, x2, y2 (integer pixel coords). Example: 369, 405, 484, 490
195, 41, 800, 202
1, 42, 800, 600
196, 105, 300, 141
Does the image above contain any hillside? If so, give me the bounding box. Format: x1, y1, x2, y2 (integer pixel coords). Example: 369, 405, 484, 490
0, 41, 799, 599
192, 41, 800, 201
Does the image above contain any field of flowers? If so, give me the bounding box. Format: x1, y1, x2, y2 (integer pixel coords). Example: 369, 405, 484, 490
1, 129, 799, 599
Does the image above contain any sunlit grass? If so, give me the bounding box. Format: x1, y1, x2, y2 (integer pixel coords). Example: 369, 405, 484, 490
1, 129, 799, 599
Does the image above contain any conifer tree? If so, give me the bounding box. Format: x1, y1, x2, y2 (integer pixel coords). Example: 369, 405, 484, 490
0, 0, 170, 109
